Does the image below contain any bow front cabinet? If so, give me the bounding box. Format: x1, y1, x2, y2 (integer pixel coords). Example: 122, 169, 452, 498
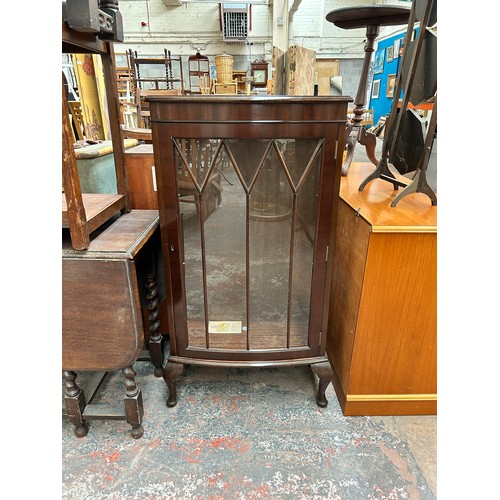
148, 96, 351, 407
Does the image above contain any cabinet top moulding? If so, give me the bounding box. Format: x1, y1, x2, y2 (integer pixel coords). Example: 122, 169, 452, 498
146, 95, 352, 123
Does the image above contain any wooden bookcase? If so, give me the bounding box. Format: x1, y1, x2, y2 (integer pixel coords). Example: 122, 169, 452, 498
326, 162, 437, 415
62, 20, 131, 250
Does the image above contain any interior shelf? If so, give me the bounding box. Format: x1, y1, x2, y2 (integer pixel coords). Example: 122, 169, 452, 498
62, 193, 126, 233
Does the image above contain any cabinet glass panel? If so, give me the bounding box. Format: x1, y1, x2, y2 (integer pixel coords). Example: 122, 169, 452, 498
248, 143, 292, 349
174, 142, 205, 347
290, 149, 321, 347
204, 146, 247, 349
175, 138, 322, 351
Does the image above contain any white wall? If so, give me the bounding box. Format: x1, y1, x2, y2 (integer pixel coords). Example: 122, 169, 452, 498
116, 0, 271, 72
114, 0, 411, 95
290, 0, 411, 97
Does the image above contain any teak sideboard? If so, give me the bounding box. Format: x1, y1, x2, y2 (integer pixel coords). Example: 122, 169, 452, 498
327, 162, 437, 415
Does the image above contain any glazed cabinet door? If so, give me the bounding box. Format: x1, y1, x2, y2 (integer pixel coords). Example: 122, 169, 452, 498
150, 97, 349, 363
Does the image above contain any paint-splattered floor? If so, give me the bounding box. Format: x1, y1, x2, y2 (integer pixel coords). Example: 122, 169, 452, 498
62, 351, 436, 499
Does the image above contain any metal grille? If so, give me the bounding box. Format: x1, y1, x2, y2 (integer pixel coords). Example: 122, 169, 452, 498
223, 11, 248, 41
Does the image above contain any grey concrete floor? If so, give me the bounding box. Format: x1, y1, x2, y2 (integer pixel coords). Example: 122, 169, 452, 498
62, 349, 436, 499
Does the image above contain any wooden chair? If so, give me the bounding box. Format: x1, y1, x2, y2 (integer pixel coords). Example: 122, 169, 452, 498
232, 70, 247, 93
122, 127, 153, 144
119, 96, 137, 128
114, 53, 137, 128
115, 51, 134, 98
188, 51, 210, 94
68, 101, 85, 141
177, 139, 222, 220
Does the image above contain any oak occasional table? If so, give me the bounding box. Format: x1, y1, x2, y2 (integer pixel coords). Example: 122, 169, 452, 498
62, 210, 163, 438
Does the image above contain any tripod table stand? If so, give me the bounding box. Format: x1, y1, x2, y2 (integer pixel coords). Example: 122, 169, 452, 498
326, 5, 411, 176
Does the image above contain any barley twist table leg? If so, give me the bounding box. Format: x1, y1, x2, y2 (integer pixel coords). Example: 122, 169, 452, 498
63, 370, 89, 438
122, 365, 144, 439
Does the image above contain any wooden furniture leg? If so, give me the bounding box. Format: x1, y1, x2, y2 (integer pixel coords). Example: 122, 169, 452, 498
122, 365, 144, 439
342, 123, 357, 176
340, 24, 379, 176
145, 272, 164, 377
358, 156, 402, 192
63, 370, 89, 438
391, 168, 437, 207
311, 361, 334, 408
162, 362, 184, 407
358, 127, 378, 167
390, 97, 438, 207
342, 125, 379, 176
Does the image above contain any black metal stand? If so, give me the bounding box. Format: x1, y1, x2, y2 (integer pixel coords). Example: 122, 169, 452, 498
357, 0, 437, 207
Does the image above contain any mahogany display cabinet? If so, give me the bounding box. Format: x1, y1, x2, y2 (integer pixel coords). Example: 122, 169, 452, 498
148, 95, 351, 407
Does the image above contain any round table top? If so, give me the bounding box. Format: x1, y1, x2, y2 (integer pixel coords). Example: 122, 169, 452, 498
326, 5, 411, 29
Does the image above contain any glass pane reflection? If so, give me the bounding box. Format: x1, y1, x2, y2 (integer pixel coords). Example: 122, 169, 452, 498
249, 144, 292, 349
290, 152, 321, 347
204, 147, 247, 350
177, 138, 322, 352
175, 142, 205, 348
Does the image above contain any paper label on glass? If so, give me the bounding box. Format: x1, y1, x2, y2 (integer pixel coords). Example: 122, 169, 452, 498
208, 321, 242, 334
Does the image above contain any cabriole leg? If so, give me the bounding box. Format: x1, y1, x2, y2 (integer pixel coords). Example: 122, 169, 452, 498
359, 127, 379, 167
162, 362, 184, 407
311, 362, 334, 408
